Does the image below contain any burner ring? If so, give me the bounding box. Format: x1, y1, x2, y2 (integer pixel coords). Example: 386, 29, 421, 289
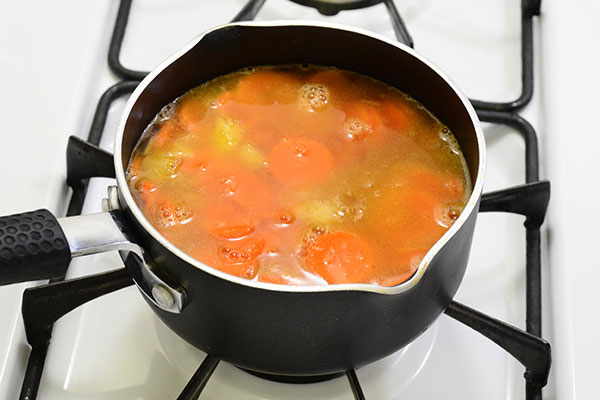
289, 0, 384, 15
239, 368, 346, 383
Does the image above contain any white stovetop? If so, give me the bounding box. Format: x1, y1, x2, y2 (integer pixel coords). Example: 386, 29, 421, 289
0, 0, 597, 399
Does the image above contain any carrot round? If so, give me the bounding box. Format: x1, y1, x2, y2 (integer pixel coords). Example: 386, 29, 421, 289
381, 97, 413, 132
178, 97, 206, 128
305, 232, 373, 284
269, 137, 334, 185
393, 167, 465, 201
344, 102, 384, 131
151, 121, 179, 150
205, 203, 255, 239
376, 247, 427, 287
192, 238, 262, 280
229, 70, 302, 105
306, 69, 349, 97
203, 167, 275, 214
371, 187, 446, 248
218, 236, 265, 265
257, 274, 290, 285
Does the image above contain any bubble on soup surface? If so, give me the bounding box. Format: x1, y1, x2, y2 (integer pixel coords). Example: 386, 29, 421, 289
218, 237, 265, 269
218, 177, 238, 196
334, 192, 367, 222
439, 127, 460, 155
344, 118, 372, 141
298, 226, 328, 255
145, 154, 183, 178
165, 158, 182, 176
132, 177, 156, 194
275, 210, 295, 225
444, 177, 465, 197
152, 202, 193, 228
434, 203, 464, 228
157, 104, 175, 121
299, 83, 329, 111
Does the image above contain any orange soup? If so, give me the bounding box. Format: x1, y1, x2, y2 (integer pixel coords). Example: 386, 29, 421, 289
126, 65, 471, 286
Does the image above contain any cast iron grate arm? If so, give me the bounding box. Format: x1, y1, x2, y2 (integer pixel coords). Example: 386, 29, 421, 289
480, 181, 550, 229
232, 0, 268, 22
66, 136, 115, 186
476, 102, 548, 400
176, 355, 221, 400
469, 0, 541, 112
108, 0, 149, 80
66, 80, 138, 216
19, 79, 138, 400
477, 110, 540, 183
18, 268, 134, 400
346, 369, 366, 400
21, 269, 134, 348
444, 301, 551, 392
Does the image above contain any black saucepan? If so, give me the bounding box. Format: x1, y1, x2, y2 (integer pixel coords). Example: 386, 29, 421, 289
0, 21, 485, 377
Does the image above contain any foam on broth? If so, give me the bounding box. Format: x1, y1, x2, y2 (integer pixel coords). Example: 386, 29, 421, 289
126, 65, 472, 287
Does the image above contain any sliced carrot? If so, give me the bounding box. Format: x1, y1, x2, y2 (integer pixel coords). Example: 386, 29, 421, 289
269, 137, 334, 185
190, 239, 259, 279
376, 248, 427, 287
217, 261, 259, 280
212, 223, 255, 240
305, 232, 373, 284
381, 97, 413, 132
128, 157, 144, 175
180, 154, 210, 174
369, 166, 466, 248
344, 101, 384, 131
229, 70, 302, 105
205, 202, 256, 239
306, 69, 349, 96
395, 167, 465, 201
203, 167, 275, 213
178, 97, 206, 128
217, 236, 265, 266
132, 177, 159, 206
132, 178, 157, 195
151, 121, 180, 150
371, 186, 446, 248
257, 274, 289, 285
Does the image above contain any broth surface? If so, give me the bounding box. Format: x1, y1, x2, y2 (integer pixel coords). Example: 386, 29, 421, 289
126, 65, 471, 286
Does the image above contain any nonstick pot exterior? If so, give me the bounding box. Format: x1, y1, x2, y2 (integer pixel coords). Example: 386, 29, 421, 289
125, 205, 478, 375
115, 22, 485, 376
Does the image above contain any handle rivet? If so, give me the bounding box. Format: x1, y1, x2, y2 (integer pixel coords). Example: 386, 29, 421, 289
107, 186, 122, 211
152, 284, 175, 309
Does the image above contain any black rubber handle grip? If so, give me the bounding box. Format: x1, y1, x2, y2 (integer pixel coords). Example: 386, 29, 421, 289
0, 209, 71, 285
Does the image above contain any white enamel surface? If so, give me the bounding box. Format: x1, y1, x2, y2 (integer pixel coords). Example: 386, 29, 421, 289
541, 0, 600, 399
3, 0, 597, 399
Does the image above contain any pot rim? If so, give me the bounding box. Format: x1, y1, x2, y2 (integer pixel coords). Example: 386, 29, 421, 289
113, 20, 486, 295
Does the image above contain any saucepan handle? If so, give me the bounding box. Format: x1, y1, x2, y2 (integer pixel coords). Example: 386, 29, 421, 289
0, 209, 71, 285
0, 209, 137, 286
0, 207, 185, 314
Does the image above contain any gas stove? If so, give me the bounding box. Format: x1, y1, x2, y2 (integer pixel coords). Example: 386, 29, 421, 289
1, 0, 597, 399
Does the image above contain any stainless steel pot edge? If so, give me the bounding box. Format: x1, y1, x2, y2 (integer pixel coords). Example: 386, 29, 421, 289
113, 20, 486, 295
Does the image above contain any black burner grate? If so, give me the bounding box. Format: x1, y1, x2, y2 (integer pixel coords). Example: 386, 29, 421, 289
13, 1, 550, 399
